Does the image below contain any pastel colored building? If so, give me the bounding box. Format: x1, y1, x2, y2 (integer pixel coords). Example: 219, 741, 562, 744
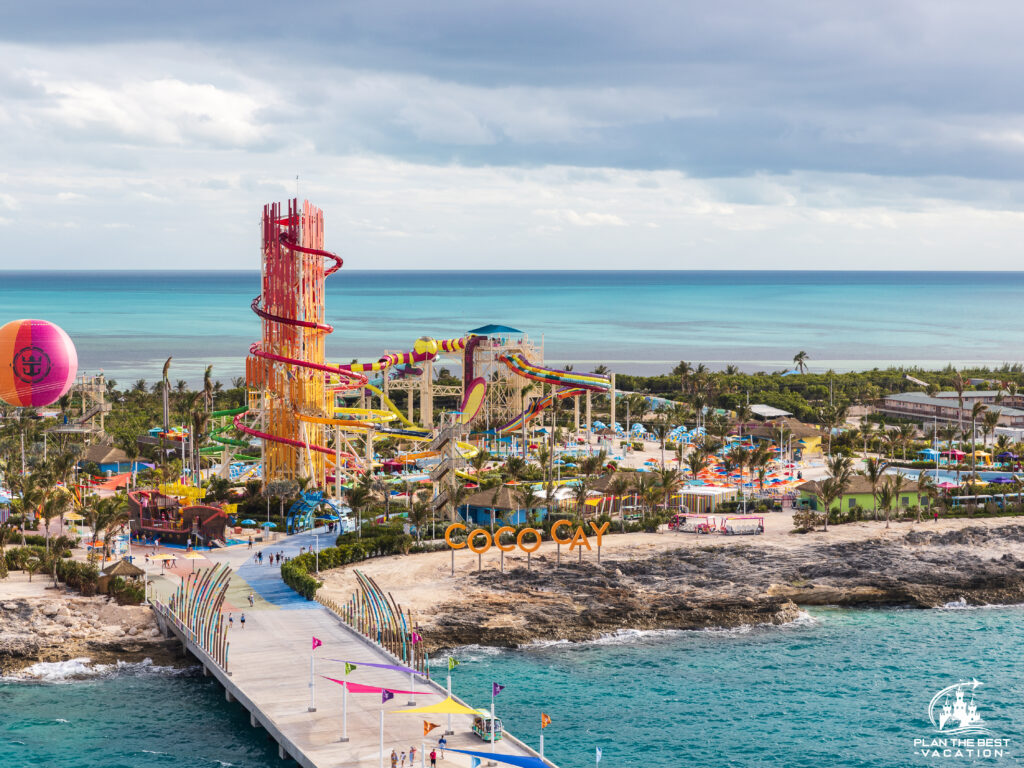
797, 476, 922, 512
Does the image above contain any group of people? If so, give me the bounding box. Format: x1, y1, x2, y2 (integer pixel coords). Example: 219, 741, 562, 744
253, 550, 286, 565
391, 737, 445, 767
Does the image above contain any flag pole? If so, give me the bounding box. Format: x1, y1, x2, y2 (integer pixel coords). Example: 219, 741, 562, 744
540, 732, 544, 760
308, 651, 316, 712
339, 682, 349, 742
446, 673, 453, 734
379, 708, 384, 768
421, 740, 426, 768
408, 668, 416, 706
490, 685, 496, 766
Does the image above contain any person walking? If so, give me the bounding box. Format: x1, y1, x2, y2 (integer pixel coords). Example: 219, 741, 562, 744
240, 613, 246, 630
400, 750, 407, 767
247, 592, 255, 607
390, 749, 398, 768
933, 509, 939, 523
409, 746, 416, 765
429, 749, 437, 768
437, 735, 446, 759
248, 536, 253, 550
228, 613, 234, 630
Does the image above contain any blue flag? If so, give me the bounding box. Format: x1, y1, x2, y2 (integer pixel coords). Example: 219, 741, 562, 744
471, 759, 481, 768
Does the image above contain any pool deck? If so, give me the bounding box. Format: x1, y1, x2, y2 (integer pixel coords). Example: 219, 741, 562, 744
154, 529, 554, 768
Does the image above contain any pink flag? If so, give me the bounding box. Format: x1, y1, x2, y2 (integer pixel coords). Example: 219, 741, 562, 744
411, 632, 423, 644
312, 637, 322, 651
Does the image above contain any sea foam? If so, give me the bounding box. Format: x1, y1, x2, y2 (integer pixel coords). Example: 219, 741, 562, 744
3, 657, 189, 683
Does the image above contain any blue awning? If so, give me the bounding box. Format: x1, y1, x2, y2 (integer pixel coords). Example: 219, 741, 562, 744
446, 748, 548, 768
467, 324, 523, 335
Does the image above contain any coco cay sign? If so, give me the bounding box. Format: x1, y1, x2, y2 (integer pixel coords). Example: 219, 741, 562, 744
445, 521, 611, 554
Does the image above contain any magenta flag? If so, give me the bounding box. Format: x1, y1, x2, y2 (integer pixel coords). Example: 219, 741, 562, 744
312, 637, 322, 651
322, 677, 438, 695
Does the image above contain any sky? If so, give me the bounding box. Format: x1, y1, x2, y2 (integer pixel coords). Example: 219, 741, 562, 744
2, 1, 1024, 270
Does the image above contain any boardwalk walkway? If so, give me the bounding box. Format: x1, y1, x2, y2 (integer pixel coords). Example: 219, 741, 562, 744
161, 528, 552, 768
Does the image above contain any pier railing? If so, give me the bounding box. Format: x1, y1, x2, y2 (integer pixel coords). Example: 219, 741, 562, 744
153, 562, 232, 672
316, 569, 427, 675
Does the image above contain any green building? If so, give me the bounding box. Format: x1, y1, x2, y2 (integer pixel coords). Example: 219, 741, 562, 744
796, 476, 921, 513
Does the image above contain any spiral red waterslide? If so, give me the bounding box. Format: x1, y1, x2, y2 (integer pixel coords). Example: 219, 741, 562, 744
240, 200, 367, 484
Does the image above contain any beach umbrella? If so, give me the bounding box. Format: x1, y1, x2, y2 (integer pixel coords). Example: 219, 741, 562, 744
240, 518, 257, 525
261, 522, 277, 529
181, 551, 206, 572
63, 511, 85, 521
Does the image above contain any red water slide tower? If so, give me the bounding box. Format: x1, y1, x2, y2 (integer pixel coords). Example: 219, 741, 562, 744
245, 200, 331, 487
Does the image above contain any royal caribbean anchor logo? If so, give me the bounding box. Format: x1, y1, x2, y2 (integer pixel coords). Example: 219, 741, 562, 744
11, 345, 51, 384
914, 679, 1011, 760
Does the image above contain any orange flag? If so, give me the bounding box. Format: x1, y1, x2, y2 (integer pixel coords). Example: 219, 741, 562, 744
424, 721, 441, 736
541, 713, 551, 729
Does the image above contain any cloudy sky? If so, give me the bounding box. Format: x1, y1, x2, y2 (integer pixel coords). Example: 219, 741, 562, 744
2, 1, 1023, 270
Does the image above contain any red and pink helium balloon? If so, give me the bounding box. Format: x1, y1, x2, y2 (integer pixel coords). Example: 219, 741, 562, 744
0, 319, 78, 408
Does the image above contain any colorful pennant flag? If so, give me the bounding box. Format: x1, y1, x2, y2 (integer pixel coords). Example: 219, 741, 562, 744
312, 637, 322, 651
382, 689, 395, 704
424, 721, 441, 736
541, 713, 551, 729
492, 683, 505, 697
448, 657, 460, 672
345, 662, 357, 675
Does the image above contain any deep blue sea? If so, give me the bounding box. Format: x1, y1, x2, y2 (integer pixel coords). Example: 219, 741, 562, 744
2, 271, 1023, 385
3, 607, 1022, 767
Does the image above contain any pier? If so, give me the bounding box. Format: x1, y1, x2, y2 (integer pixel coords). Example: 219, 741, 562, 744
151, 530, 555, 768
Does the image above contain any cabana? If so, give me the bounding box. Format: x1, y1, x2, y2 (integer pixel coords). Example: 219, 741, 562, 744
457, 485, 548, 526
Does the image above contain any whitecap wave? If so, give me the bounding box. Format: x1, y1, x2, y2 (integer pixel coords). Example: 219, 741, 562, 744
54, 718, 70, 723
3, 657, 189, 683
938, 598, 1024, 611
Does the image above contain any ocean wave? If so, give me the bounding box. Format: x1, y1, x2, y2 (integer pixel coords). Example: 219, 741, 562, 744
939, 598, 1024, 611
448, 612, 824, 655
2, 657, 191, 683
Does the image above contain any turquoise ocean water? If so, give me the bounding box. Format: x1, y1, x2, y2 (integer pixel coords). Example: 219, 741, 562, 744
2, 271, 1024, 384
3, 606, 1022, 767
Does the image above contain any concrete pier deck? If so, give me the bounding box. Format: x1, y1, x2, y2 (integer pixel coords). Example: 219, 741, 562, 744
155, 529, 554, 768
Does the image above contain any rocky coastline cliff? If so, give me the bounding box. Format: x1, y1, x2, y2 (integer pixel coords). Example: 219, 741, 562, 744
0, 594, 182, 675
418, 524, 1024, 652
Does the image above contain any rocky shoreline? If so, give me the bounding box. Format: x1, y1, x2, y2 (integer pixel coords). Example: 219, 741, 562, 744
418, 524, 1024, 652
0, 595, 184, 675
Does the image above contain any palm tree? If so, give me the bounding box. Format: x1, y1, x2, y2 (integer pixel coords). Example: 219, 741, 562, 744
571, 477, 592, 517
38, 487, 72, 550
203, 365, 215, 411
468, 449, 491, 476
650, 420, 672, 468
503, 456, 526, 483
886, 473, 907, 528
345, 485, 371, 538
816, 475, 847, 532
876, 481, 895, 531
982, 410, 1000, 449
969, 402, 986, 475
793, 351, 809, 374
858, 456, 889, 520
607, 475, 632, 522
733, 402, 752, 440
951, 370, 967, 437
915, 471, 935, 523
656, 466, 683, 511
91, 493, 130, 562
686, 449, 709, 480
